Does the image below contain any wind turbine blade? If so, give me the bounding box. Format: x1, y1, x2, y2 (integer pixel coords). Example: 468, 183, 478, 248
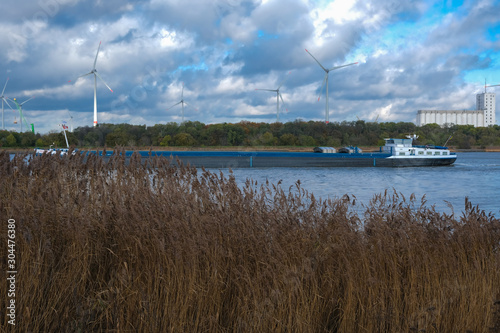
277, 71, 292, 89
20, 96, 35, 105
255, 89, 277, 92
95, 72, 113, 92
93, 41, 102, 70
305, 49, 327, 72
181, 82, 184, 100
70, 72, 93, 83
183, 101, 198, 111
1, 77, 9, 96
279, 93, 288, 112
66, 110, 74, 131
486, 83, 500, 88
328, 62, 358, 71
2, 98, 14, 110
79, 72, 94, 77
317, 73, 327, 101
166, 101, 182, 110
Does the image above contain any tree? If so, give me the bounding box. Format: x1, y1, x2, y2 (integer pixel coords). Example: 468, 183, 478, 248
84, 131, 100, 147
279, 133, 297, 146
139, 135, 151, 146
20, 132, 37, 147
298, 135, 316, 147
5, 133, 17, 147
258, 132, 276, 146
159, 135, 171, 147
205, 124, 226, 146
106, 131, 133, 146
227, 126, 244, 146
35, 138, 46, 147
173, 133, 197, 146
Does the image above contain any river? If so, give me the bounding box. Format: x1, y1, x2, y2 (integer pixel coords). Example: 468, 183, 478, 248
211, 152, 500, 216
9, 151, 500, 216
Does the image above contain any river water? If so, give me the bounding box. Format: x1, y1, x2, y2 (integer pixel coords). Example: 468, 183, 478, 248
10, 151, 499, 216
211, 152, 500, 217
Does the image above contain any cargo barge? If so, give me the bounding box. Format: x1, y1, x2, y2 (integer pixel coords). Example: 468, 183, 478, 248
129, 137, 457, 168
35, 137, 457, 168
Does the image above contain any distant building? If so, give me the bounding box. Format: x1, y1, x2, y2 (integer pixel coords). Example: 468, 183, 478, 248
477, 92, 496, 126
416, 92, 496, 127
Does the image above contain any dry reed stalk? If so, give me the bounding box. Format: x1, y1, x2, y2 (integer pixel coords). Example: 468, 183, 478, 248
0, 150, 499, 332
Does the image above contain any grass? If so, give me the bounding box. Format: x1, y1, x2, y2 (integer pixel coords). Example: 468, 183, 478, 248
1, 150, 499, 332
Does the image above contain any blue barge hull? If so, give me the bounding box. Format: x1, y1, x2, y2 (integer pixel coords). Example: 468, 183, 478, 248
90, 150, 457, 168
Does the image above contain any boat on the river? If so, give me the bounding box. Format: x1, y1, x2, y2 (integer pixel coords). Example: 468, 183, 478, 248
35, 135, 456, 168
127, 136, 457, 168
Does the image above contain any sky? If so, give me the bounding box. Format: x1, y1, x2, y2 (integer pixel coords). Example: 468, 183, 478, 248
1, 0, 500, 134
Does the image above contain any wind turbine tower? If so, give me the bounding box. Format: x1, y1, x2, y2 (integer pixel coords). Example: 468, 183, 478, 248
256, 71, 291, 122
73, 41, 113, 127
166, 83, 197, 123
1, 78, 14, 130
66, 110, 74, 132
305, 49, 358, 123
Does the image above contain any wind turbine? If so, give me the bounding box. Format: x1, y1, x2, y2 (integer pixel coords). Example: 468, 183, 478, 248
256, 71, 291, 122
11, 96, 34, 132
1, 78, 14, 130
305, 49, 358, 123
166, 83, 197, 123
486, 83, 500, 91
66, 110, 74, 132
72, 41, 113, 127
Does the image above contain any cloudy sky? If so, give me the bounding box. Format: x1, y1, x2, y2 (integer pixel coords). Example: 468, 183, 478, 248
1, 0, 499, 133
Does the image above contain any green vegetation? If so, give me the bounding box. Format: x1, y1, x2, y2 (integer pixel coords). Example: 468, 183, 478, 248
1, 151, 499, 331
2, 120, 500, 149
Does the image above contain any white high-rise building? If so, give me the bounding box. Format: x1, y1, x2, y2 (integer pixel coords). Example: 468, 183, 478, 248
476, 92, 496, 126
416, 92, 496, 127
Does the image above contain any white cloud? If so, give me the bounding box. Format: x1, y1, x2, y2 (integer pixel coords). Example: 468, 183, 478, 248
1, 0, 499, 133
233, 103, 273, 117
214, 76, 246, 94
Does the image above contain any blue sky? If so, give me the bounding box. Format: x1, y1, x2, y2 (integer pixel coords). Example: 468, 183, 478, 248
1, 0, 499, 133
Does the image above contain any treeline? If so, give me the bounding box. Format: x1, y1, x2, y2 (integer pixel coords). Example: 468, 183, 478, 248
1, 120, 500, 149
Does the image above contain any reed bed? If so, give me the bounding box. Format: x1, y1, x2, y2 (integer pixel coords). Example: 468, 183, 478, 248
1, 150, 499, 332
